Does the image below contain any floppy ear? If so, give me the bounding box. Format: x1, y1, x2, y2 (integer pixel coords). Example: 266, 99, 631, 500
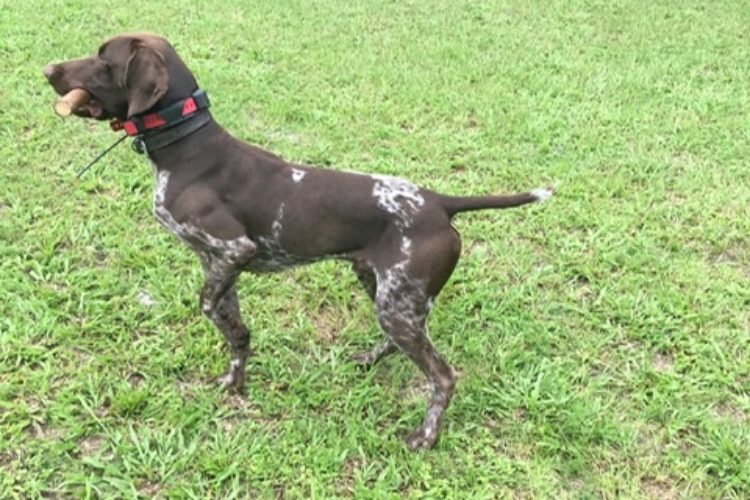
123, 41, 169, 117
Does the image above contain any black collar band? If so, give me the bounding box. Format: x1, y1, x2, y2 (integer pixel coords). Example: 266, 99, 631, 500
133, 108, 212, 155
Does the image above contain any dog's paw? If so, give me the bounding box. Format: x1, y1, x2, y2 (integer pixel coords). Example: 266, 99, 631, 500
405, 426, 439, 451
215, 372, 246, 394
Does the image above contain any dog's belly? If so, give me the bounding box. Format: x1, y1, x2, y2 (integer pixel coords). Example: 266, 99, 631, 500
243, 200, 338, 272
243, 242, 324, 272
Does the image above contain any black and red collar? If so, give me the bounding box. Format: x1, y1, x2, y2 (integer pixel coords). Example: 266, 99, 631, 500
110, 89, 212, 154
111, 89, 211, 136
74, 90, 212, 173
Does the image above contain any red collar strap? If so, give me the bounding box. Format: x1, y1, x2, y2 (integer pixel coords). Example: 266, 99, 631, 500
110, 89, 210, 136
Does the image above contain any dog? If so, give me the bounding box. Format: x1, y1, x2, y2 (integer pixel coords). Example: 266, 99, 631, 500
44, 34, 553, 450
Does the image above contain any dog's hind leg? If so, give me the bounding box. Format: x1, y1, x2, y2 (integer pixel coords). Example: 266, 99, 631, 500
374, 270, 457, 451
350, 258, 397, 367
374, 230, 461, 450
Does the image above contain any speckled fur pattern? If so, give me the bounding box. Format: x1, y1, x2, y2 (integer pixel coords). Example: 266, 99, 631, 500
250, 203, 325, 272
371, 174, 425, 229
153, 170, 256, 262
44, 33, 554, 451
154, 169, 256, 389
368, 234, 457, 450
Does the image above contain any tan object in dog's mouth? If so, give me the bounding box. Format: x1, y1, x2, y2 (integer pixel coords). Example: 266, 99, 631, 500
54, 88, 92, 117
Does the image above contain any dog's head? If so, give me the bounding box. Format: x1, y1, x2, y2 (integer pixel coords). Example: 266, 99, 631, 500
43, 34, 198, 120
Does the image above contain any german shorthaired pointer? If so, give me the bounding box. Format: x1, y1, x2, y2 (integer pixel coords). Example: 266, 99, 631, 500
44, 34, 553, 450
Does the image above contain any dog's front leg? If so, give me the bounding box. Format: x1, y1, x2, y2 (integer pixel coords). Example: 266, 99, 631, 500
200, 250, 254, 392
204, 284, 250, 391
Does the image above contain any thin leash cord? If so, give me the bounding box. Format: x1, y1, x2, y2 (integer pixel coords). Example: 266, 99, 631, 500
76, 134, 128, 179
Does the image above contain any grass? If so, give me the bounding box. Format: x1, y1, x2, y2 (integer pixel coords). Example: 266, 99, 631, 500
1, 0, 749, 497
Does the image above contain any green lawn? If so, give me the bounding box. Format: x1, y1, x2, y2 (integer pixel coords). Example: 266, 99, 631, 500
2, 0, 749, 497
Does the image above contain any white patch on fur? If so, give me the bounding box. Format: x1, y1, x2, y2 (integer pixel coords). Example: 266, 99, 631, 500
272, 204, 284, 237
374, 260, 427, 333
400, 236, 412, 256
250, 203, 321, 272
375, 238, 420, 328
257, 203, 285, 250
371, 174, 425, 229
153, 170, 255, 261
531, 187, 553, 202
369, 181, 427, 329
291, 168, 306, 183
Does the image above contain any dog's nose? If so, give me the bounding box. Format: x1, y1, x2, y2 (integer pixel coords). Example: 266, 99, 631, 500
43, 64, 57, 79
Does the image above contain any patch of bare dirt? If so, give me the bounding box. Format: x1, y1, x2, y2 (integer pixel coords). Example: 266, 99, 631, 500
652, 351, 674, 372
512, 407, 528, 422
641, 477, 678, 500
713, 402, 747, 424
127, 371, 146, 387
137, 479, 163, 497
26, 422, 63, 441
336, 454, 364, 496
78, 435, 105, 457
709, 247, 750, 278
313, 304, 345, 343
0, 450, 17, 467
466, 239, 489, 257
398, 377, 431, 405
224, 393, 251, 410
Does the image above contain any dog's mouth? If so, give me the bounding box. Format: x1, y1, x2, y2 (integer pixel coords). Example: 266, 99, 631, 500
44, 65, 120, 121
74, 97, 106, 119
50, 84, 114, 120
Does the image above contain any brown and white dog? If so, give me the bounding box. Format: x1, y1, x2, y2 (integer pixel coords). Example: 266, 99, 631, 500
44, 34, 553, 450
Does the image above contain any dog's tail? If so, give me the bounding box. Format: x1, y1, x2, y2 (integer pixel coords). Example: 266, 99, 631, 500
439, 187, 554, 218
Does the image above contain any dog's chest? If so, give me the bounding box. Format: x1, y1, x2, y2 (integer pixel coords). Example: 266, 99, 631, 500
152, 170, 189, 239
152, 169, 320, 271
152, 169, 223, 250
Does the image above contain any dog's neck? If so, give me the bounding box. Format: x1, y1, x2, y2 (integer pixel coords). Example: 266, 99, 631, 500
145, 119, 232, 170
137, 108, 213, 154
114, 89, 212, 149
